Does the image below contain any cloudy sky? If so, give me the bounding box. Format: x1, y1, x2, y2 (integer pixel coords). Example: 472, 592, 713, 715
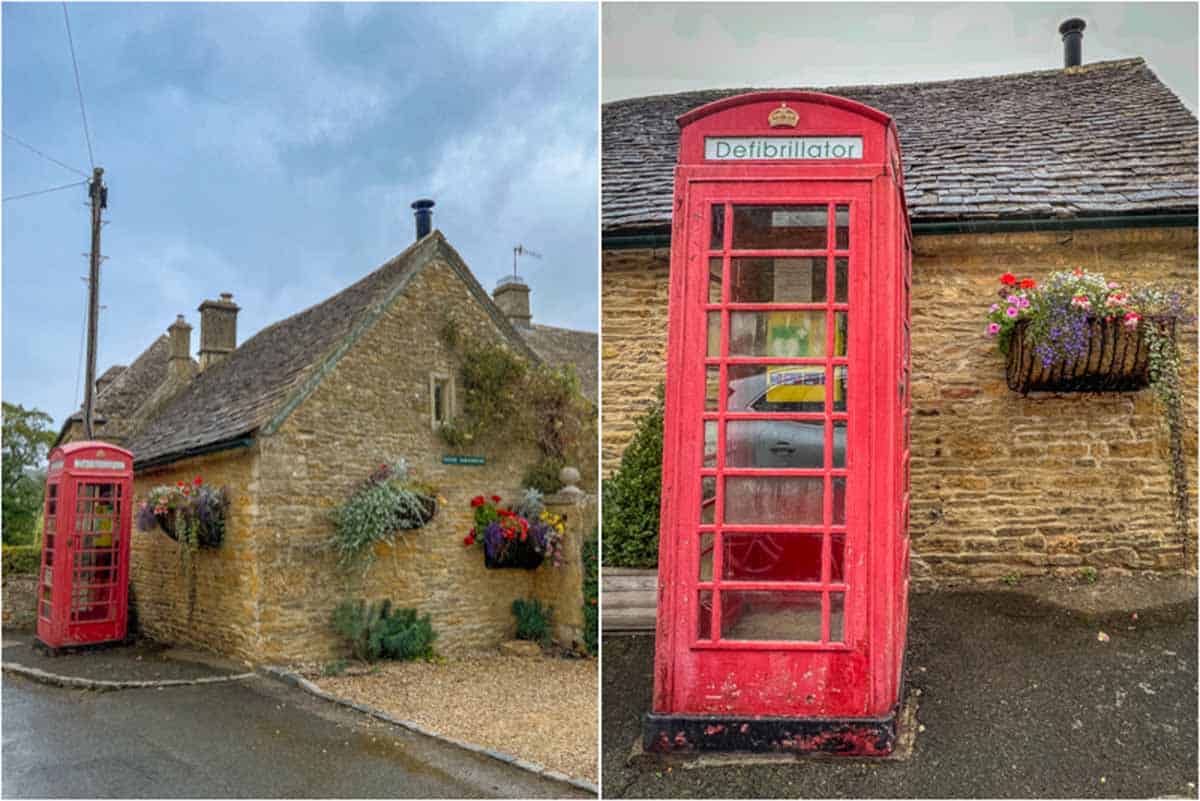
603, 2, 1197, 111
3, 2, 598, 427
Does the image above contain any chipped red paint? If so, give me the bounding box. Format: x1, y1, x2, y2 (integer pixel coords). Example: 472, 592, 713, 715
650, 91, 911, 753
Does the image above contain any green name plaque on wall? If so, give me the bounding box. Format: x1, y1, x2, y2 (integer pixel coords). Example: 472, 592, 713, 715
442, 455, 486, 466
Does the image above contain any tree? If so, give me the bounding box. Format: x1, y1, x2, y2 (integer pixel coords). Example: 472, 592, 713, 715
2, 402, 57, 545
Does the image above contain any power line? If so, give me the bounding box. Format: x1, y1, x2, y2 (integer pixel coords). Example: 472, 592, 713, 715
2, 130, 88, 178
2, 179, 87, 203
61, 2, 94, 170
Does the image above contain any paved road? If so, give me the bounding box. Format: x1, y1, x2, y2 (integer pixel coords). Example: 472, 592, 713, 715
603, 584, 1198, 798
2, 673, 586, 798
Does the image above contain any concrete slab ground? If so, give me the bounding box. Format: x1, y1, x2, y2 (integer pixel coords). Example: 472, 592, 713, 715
602, 578, 1198, 799
2, 672, 589, 798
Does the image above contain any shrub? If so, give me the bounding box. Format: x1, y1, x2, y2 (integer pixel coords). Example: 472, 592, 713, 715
2, 544, 40, 576
512, 597, 552, 645
602, 388, 664, 568
522, 456, 565, 495
582, 527, 598, 655
331, 599, 437, 662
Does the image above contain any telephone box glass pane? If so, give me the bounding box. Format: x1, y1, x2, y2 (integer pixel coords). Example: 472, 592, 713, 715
835, 257, 849, 303
835, 312, 848, 356
729, 311, 826, 357
699, 533, 714, 581
727, 364, 825, 413
725, 476, 823, 525
707, 312, 721, 357
703, 421, 717, 468
832, 366, 848, 412
831, 533, 846, 581
729, 257, 825, 303
832, 477, 847, 525
732, 205, 826, 250
829, 593, 846, 642
698, 590, 714, 639
700, 476, 716, 524
720, 591, 821, 641
726, 420, 824, 469
710, 205, 725, 250
708, 258, 722, 303
833, 421, 847, 468
835, 205, 850, 249
706, 366, 721, 411
722, 532, 822, 582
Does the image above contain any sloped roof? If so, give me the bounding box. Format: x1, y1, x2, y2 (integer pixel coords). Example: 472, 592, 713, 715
127, 231, 538, 467
603, 58, 1198, 234
523, 323, 598, 403
54, 336, 172, 445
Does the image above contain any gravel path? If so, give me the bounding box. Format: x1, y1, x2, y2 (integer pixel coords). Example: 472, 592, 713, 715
312, 656, 598, 783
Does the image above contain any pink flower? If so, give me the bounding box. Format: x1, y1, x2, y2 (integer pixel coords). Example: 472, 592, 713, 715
1071, 295, 1091, 309
1006, 295, 1019, 305
1018, 297, 1030, 309
1123, 311, 1141, 330
989, 303, 999, 314
1005, 306, 1019, 318
1107, 281, 1120, 289
986, 322, 1000, 336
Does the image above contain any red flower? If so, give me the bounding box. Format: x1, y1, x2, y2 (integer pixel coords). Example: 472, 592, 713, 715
490, 494, 501, 503
463, 534, 475, 546
470, 495, 485, 508
1073, 267, 1084, 277
193, 476, 203, 486
999, 273, 1016, 286
176, 480, 185, 488
1019, 278, 1036, 289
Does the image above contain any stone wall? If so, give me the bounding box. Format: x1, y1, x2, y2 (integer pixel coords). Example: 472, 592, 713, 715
532, 483, 597, 647
2, 575, 38, 631
131, 448, 263, 661
601, 226, 1198, 581
252, 256, 586, 663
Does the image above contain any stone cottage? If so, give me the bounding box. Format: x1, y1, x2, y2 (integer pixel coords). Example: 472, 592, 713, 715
602, 53, 1198, 584
58, 206, 597, 663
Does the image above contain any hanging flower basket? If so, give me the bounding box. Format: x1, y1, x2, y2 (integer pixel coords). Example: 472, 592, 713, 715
154, 511, 224, 548
484, 537, 546, 570
464, 490, 567, 570
135, 478, 229, 550
1006, 315, 1176, 394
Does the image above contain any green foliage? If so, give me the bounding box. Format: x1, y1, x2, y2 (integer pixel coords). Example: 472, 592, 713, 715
438, 321, 594, 485
1001, 573, 1020, 586
2, 544, 40, 575
581, 527, 598, 656
331, 599, 438, 662
321, 659, 349, 677
511, 597, 552, 645
1078, 567, 1099, 585
330, 460, 437, 573
602, 388, 664, 568
2, 402, 56, 546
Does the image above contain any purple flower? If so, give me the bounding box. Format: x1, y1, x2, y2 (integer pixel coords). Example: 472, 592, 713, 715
989, 303, 999, 314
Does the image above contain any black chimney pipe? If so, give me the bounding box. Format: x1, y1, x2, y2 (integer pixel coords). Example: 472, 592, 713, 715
1059, 18, 1086, 68
412, 198, 435, 240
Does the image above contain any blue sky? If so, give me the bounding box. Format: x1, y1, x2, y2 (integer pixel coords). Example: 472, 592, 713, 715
2, 2, 598, 427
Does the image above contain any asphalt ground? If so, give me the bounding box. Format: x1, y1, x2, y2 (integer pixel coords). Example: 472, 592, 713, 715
601, 580, 1198, 798
1, 632, 243, 682
2, 672, 588, 798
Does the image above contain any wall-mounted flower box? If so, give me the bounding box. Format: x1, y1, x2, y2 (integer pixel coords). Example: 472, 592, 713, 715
136, 478, 229, 549
1005, 315, 1176, 394
465, 491, 566, 570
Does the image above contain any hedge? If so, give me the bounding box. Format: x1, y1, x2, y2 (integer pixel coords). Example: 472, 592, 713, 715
601, 389, 663, 568
2, 545, 40, 576
582, 527, 598, 655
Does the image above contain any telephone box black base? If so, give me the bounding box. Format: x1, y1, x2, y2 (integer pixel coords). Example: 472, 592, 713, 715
643, 709, 898, 756
32, 637, 127, 658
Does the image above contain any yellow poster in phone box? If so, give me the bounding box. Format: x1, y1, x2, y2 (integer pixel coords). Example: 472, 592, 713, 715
764, 311, 845, 404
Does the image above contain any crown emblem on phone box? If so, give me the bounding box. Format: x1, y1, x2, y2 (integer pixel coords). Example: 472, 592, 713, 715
768, 103, 799, 128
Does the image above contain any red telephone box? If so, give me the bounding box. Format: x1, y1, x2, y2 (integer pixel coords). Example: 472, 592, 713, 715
35, 441, 133, 653
646, 92, 912, 755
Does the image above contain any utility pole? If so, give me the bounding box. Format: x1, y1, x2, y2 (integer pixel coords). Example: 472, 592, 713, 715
82, 166, 106, 439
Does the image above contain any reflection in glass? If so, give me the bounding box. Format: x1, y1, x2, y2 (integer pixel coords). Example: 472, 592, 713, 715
722, 532, 822, 582
833, 421, 847, 468
708, 258, 723, 304
698, 590, 714, 639
835, 257, 848, 303
732, 205, 826, 250
730, 311, 826, 357
725, 476, 823, 525
711, 205, 725, 249
699, 532, 714, 581
700, 476, 716, 524
830, 592, 846, 642
707, 312, 721, 357
831, 533, 846, 581
832, 477, 846, 525
726, 420, 824, 469
703, 420, 718, 468
720, 591, 822, 641
729, 257, 824, 303
727, 364, 825, 413
706, 366, 721, 412
833, 365, 848, 412
835, 205, 850, 249
835, 312, 848, 356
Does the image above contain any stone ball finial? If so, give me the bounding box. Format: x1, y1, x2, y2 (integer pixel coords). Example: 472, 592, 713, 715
559, 466, 581, 489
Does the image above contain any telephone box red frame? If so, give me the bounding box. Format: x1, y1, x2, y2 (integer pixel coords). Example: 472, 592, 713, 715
35, 441, 133, 653
645, 92, 912, 755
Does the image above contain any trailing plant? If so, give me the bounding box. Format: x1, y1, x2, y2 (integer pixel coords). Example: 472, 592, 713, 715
329, 459, 441, 573
136, 477, 229, 576
463, 489, 567, 568
331, 599, 438, 662
581, 526, 598, 656
512, 597, 552, 645
437, 319, 593, 489
602, 387, 664, 568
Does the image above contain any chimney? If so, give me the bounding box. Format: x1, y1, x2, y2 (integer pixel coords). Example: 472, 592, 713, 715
197, 293, 240, 370
412, 198, 435, 240
1059, 18, 1086, 68
167, 315, 195, 382
493, 275, 532, 328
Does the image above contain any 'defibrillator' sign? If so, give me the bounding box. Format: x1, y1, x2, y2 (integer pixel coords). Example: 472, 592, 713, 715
705, 136, 864, 161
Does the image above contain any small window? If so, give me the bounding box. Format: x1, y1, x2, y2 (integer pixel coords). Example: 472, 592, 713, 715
430, 373, 453, 429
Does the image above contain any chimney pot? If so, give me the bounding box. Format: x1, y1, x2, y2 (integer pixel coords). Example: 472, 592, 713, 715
198, 293, 240, 370
412, 198, 435, 241
167, 315, 194, 382
1059, 18, 1086, 68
